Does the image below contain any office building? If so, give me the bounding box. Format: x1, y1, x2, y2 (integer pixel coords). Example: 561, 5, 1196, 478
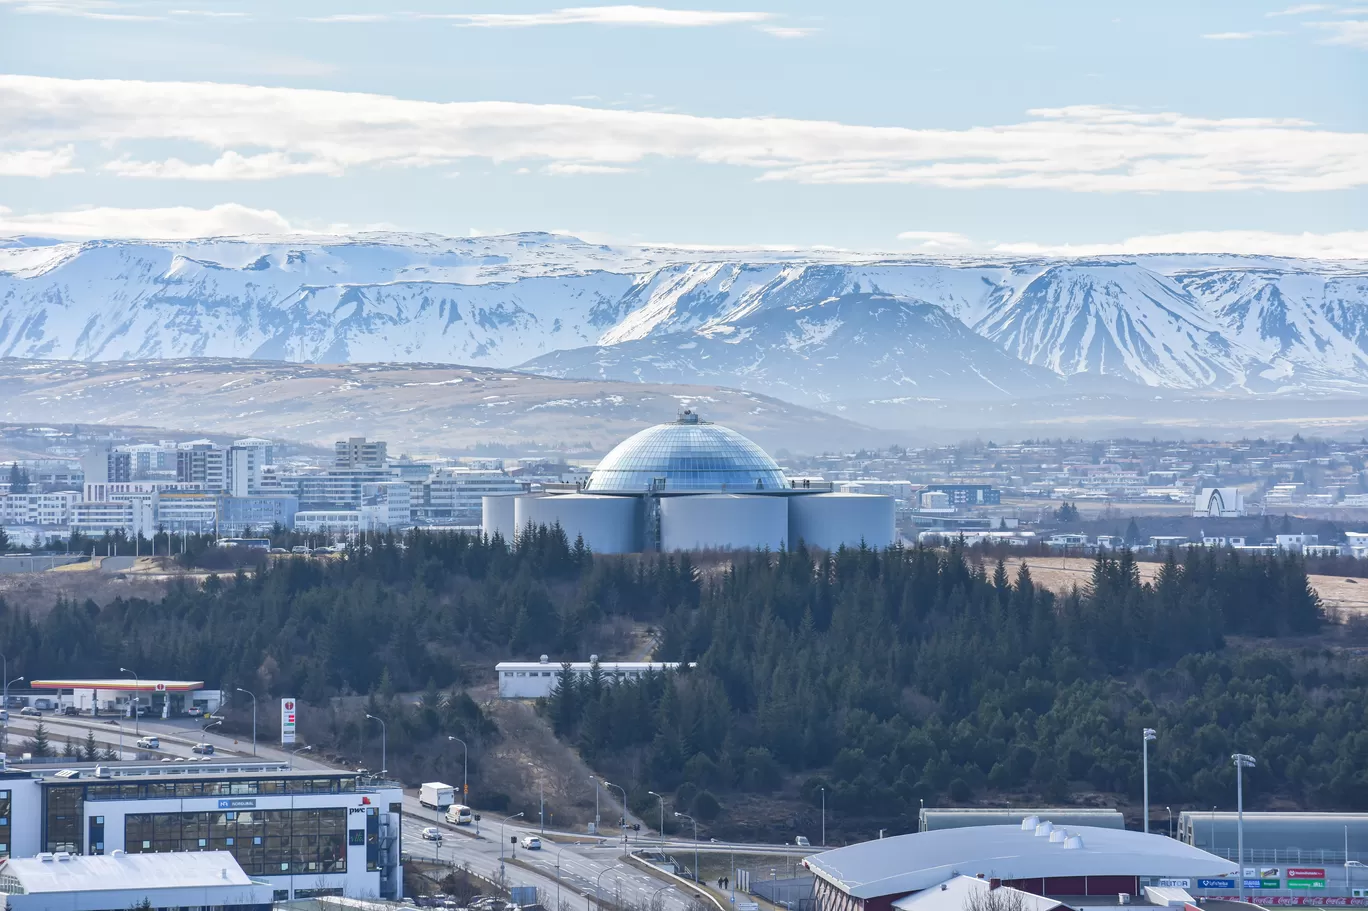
334, 438, 387, 470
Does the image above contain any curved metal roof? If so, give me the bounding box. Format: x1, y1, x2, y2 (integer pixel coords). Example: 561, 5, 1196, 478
806, 824, 1235, 898
584, 410, 788, 494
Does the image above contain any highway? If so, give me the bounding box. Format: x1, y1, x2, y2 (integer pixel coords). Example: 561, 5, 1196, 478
1, 710, 803, 909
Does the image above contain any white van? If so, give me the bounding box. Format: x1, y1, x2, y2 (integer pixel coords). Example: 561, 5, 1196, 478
445, 804, 474, 825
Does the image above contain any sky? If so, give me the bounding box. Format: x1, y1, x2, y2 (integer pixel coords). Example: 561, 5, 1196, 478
0, 0, 1365, 254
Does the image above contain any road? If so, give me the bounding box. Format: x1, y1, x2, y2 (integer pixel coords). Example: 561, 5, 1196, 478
2, 711, 799, 909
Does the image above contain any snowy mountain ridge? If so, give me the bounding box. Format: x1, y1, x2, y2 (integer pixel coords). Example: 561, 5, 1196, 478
2, 231, 1367, 401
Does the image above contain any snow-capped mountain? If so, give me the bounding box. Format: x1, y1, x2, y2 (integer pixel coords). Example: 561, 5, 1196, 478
2, 232, 1367, 403
522, 292, 1069, 402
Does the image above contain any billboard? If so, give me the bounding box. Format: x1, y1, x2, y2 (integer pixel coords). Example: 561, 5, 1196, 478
1289, 869, 1328, 880
281, 697, 297, 745
1198, 880, 1236, 890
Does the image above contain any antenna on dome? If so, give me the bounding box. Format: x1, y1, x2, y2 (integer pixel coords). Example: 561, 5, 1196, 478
676, 409, 700, 424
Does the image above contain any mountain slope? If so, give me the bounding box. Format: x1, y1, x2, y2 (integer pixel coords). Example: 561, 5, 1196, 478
0, 357, 878, 453
3, 233, 1368, 399
522, 292, 1066, 402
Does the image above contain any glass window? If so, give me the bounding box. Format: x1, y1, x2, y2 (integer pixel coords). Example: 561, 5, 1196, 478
44, 785, 83, 854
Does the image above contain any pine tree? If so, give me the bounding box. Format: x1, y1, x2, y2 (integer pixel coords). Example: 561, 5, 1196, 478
25, 721, 52, 758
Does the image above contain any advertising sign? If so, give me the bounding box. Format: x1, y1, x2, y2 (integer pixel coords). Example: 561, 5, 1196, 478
1288, 880, 1327, 890
1158, 880, 1193, 889
281, 697, 297, 745
1245, 880, 1281, 890
217, 798, 256, 809
1260, 899, 1368, 907
1198, 880, 1236, 890
1289, 870, 1327, 880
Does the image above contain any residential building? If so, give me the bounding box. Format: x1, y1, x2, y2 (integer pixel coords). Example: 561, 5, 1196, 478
334, 437, 387, 469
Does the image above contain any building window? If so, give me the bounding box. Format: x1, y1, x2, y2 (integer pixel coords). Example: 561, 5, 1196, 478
44, 785, 83, 853
0, 790, 10, 857
124, 807, 347, 876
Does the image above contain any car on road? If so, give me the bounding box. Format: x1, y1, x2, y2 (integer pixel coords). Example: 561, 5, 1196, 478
19, 706, 40, 716
421, 826, 442, 841
61, 706, 78, 716
519, 835, 542, 850
191, 742, 214, 755
136, 736, 160, 750
795, 836, 811, 847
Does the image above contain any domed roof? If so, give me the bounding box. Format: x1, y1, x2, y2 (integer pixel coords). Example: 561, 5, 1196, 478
585, 410, 789, 494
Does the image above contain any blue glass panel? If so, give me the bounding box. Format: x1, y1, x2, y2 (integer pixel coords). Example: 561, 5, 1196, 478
585, 418, 789, 493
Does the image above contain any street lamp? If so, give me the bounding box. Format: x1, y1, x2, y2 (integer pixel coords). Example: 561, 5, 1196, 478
1166, 806, 1173, 840
449, 735, 468, 807
365, 714, 386, 777
590, 776, 601, 834
1143, 728, 1157, 834
290, 744, 312, 770
675, 811, 699, 884
235, 687, 257, 756
1233, 753, 1257, 903
603, 780, 629, 853
651, 885, 672, 911
119, 667, 140, 736
648, 790, 666, 845
3, 676, 23, 724
820, 787, 827, 847
501, 811, 525, 864
555, 845, 568, 910
595, 864, 622, 911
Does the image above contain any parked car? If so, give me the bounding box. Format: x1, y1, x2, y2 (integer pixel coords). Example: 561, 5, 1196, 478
136, 736, 160, 750
519, 835, 542, 850
291, 545, 310, 554
191, 742, 214, 755
421, 826, 442, 841
61, 706, 78, 716
19, 706, 40, 716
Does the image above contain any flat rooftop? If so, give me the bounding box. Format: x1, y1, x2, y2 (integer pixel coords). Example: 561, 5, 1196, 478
29, 678, 205, 691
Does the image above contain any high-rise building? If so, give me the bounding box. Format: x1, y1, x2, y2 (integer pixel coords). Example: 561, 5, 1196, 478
334, 437, 387, 469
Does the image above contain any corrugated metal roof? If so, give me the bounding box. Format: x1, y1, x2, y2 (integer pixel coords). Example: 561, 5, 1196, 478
1, 851, 256, 892
807, 824, 1235, 899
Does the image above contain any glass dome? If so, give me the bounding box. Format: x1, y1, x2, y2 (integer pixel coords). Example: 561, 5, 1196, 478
585, 410, 789, 493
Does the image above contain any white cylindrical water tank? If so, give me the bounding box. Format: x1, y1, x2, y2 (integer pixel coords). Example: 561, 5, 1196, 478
482, 494, 520, 541
659, 494, 788, 552
788, 493, 895, 551
514, 494, 638, 554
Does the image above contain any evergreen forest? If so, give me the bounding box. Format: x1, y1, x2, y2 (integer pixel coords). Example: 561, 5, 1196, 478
0, 528, 1363, 836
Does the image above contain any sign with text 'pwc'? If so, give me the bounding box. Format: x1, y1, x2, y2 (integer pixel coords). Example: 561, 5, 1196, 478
281, 697, 297, 745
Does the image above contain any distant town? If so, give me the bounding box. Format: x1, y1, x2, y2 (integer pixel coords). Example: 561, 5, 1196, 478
1, 423, 1366, 555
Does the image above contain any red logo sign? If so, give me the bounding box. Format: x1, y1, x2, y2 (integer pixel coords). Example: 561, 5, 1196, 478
1289, 870, 1327, 880
284, 700, 295, 710
361, 796, 371, 805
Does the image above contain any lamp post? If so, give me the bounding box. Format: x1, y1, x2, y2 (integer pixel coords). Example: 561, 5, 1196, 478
449, 735, 468, 807
604, 780, 629, 853
235, 687, 257, 756
1142, 727, 1156, 834
595, 865, 621, 911
652, 884, 671, 911
501, 811, 525, 868
119, 667, 140, 736
675, 811, 698, 884
290, 744, 312, 770
555, 846, 567, 910
1166, 806, 1173, 840
201, 718, 222, 748
820, 787, 826, 847
648, 790, 665, 845
365, 713, 386, 777
3, 676, 23, 726
590, 776, 602, 834
1233, 753, 1256, 903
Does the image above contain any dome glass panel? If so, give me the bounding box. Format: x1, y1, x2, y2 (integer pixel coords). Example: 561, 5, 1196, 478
585, 411, 789, 493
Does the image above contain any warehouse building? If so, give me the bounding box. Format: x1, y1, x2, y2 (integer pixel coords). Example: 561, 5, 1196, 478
495, 656, 687, 699
0, 851, 274, 910
806, 817, 1233, 911
0, 763, 402, 901
919, 807, 1124, 832
483, 410, 895, 553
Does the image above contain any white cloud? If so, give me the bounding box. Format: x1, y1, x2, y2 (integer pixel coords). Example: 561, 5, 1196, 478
1202, 31, 1260, 39
1308, 18, 1368, 46
0, 146, 79, 177
1266, 3, 1331, 14
544, 162, 636, 174
3, 75, 1368, 193
0, 203, 295, 239
0, 0, 162, 20
992, 229, 1368, 260
429, 5, 772, 27
758, 25, 816, 38
103, 151, 343, 179
896, 230, 974, 250
303, 13, 392, 23
169, 8, 247, 17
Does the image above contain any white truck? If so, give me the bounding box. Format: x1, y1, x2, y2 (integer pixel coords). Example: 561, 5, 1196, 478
420, 781, 456, 810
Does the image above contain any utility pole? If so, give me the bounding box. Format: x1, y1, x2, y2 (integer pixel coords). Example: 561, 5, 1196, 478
649, 791, 665, 845
821, 787, 827, 847
235, 687, 257, 756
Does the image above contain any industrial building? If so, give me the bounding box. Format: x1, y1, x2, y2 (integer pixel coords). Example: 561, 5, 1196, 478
0, 762, 402, 900
482, 410, 896, 553
918, 808, 1124, 832
0, 851, 274, 909
496, 657, 686, 698
807, 818, 1233, 911
1179, 810, 1368, 864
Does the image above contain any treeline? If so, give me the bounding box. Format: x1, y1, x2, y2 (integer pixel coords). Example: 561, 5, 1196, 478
0, 526, 1361, 833
547, 543, 1357, 832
